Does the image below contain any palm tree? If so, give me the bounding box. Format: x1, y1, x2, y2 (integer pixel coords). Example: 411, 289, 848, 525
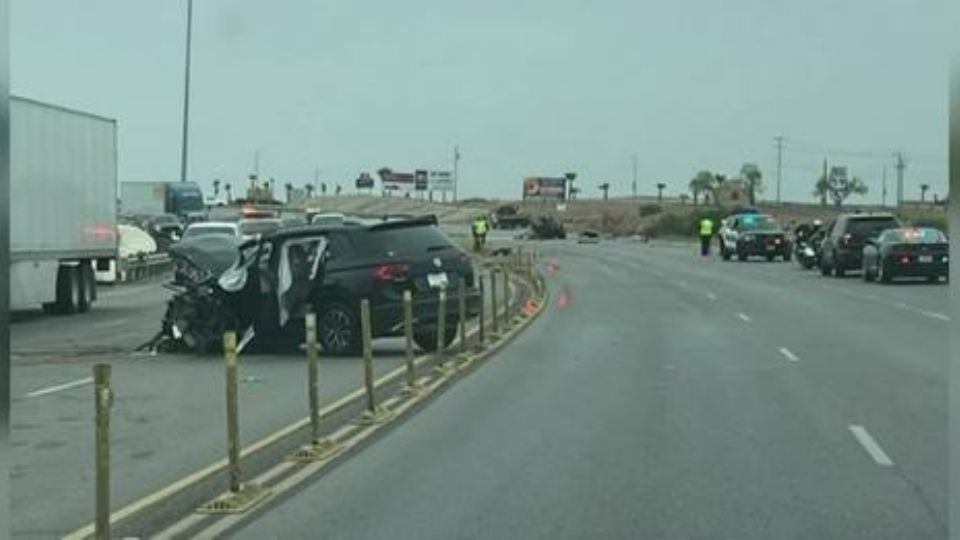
285, 182, 294, 203
321, 182, 327, 195
920, 183, 930, 204
335, 184, 342, 196
688, 170, 714, 205
213, 179, 221, 198
224, 183, 232, 203
305, 184, 315, 200
740, 163, 763, 205
813, 174, 830, 206
656, 182, 666, 202
598, 183, 611, 201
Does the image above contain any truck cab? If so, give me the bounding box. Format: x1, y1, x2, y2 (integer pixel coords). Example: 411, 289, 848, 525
167, 182, 206, 222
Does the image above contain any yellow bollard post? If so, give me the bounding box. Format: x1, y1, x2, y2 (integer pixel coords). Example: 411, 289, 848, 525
490, 271, 500, 337
458, 278, 467, 354
502, 268, 511, 328
290, 309, 341, 461
196, 331, 269, 513
224, 332, 242, 494
401, 290, 422, 395
433, 288, 453, 375
357, 299, 390, 425
93, 363, 112, 540
476, 275, 486, 350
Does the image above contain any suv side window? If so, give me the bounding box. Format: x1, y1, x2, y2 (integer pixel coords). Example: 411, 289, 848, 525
324, 232, 352, 268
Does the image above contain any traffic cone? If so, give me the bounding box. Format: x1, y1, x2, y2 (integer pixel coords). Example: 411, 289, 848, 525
522, 298, 538, 316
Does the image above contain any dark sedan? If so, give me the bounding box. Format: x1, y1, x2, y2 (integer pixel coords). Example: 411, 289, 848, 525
862, 227, 948, 283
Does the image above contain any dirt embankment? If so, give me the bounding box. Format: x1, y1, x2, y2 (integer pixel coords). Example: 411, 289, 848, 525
298, 195, 947, 237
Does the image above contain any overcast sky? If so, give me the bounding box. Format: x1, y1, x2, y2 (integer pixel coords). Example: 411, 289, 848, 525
11, 0, 950, 203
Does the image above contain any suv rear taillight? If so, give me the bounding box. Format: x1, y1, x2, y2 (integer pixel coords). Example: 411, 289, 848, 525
840, 233, 853, 246
373, 263, 409, 281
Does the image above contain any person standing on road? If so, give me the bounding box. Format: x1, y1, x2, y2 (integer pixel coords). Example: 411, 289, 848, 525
698, 216, 714, 256
472, 215, 489, 251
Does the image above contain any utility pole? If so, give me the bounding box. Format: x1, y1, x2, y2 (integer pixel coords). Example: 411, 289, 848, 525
881, 165, 887, 207
821, 157, 828, 206
894, 152, 906, 207
631, 154, 638, 199
179, 0, 194, 183
453, 145, 460, 203
774, 135, 784, 204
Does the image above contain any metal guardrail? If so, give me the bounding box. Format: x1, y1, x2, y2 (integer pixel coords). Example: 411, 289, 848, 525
118, 253, 173, 282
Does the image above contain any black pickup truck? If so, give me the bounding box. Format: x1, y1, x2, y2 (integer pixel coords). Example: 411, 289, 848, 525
490, 205, 531, 230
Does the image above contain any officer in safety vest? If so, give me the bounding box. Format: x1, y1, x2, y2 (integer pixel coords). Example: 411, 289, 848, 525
698, 216, 714, 256
472, 215, 489, 251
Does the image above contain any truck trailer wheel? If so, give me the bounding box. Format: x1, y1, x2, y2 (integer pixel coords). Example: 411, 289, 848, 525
78, 262, 95, 313
56, 266, 82, 315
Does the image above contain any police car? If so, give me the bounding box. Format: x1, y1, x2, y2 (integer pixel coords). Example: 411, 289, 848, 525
719, 213, 790, 262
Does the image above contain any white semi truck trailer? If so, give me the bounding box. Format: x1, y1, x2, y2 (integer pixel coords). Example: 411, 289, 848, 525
10, 96, 118, 314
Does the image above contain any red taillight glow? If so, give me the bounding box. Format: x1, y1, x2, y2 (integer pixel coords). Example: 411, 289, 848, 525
841, 233, 852, 246
774, 238, 782, 244
900, 256, 910, 264
373, 263, 409, 281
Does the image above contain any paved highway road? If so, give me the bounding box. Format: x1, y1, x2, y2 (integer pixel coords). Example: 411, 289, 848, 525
9, 269, 507, 538
231, 239, 947, 539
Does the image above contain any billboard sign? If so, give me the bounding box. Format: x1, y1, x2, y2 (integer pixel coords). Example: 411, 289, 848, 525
377, 168, 415, 192
523, 177, 567, 200
415, 170, 428, 191
428, 170, 454, 191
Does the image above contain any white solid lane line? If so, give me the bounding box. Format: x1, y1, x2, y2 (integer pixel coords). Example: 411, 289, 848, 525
920, 310, 951, 322
778, 347, 799, 362
737, 312, 751, 322
849, 425, 894, 466
706, 292, 717, 301
25, 377, 94, 398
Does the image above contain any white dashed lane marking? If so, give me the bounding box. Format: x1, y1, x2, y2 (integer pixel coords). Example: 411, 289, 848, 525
849, 425, 894, 466
778, 347, 799, 362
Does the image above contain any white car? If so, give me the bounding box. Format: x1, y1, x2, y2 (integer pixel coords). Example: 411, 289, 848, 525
238, 218, 282, 241
182, 221, 242, 242
310, 212, 346, 227
183, 219, 282, 243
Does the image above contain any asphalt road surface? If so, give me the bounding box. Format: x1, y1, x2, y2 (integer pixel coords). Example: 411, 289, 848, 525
230, 239, 947, 540
9, 267, 505, 538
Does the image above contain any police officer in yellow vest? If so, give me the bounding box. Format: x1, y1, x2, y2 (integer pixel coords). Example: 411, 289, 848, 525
472, 215, 489, 251
698, 216, 714, 256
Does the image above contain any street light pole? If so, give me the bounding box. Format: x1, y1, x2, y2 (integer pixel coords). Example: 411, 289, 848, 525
179, 0, 194, 184
453, 145, 460, 203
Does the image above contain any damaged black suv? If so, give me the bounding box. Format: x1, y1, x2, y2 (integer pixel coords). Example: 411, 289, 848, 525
312, 216, 481, 355
152, 216, 480, 356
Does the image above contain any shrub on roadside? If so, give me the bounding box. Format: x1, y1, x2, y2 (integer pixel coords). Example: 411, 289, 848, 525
638, 204, 662, 217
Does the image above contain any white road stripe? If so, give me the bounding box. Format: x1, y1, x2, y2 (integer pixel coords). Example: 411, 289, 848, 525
706, 292, 717, 301
25, 377, 94, 398
921, 311, 951, 322
92, 318, 129, 329
849, 425, 893, 466
778, 347, 799, 362
893, 301, 909, 310
737, 312, 751, 322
